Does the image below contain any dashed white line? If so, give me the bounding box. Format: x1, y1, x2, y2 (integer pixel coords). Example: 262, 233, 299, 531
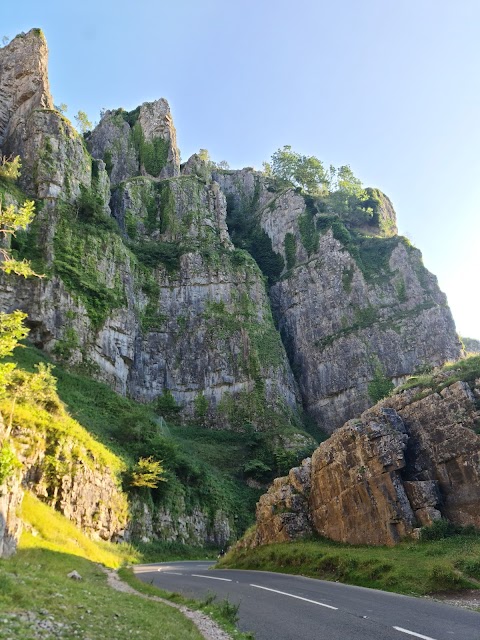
191, 574, 232, 582
159, 571, 183, 575
393, 627, 437, 640
250, 584, 338, 610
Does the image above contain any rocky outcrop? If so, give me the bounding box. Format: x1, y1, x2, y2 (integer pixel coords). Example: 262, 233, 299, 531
215, 166, 460, 432
87, 99, 180, 185
245, 362, 480, 547
463, 337, 480, 354
17, 412, 129, 541
0, 29, 53, 152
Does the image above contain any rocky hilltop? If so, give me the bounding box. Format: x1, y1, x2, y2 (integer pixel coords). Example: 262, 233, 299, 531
242, 357, 480, 547
0, 29, 461, 437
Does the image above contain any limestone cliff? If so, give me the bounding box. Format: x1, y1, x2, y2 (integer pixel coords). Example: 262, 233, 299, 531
0, 29, 461, 439
243, 357, 480, 547
216, 168, 461, 432
0, 31, 301, 437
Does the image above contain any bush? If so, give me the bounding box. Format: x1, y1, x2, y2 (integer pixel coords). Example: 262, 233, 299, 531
420, 519, 478, 541
133, 241, 182, 273
129, 456, 165, 489
0, 442, 21, 484
0, 155, 21, 181
155, 389, 181, 420
368, 363, 394, 403
284, 233, 296, 269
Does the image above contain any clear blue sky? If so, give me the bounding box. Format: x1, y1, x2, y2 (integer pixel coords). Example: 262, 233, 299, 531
4, 0, 480, 340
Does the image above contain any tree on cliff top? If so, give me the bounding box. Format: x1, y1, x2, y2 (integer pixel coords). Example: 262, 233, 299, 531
267, 145, 330, 195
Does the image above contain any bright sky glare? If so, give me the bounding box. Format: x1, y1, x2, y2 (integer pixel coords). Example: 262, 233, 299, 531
3, 0, 480, 340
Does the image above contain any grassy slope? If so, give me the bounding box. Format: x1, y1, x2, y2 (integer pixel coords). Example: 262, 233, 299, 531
0, 493, 204, 640
219, 534, 480, 596
9, 343, 262, 537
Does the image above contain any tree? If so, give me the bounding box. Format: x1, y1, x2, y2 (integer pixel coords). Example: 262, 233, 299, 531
0, 161, 38, 487
55, 103, 68, 115
74, 110, 92, 134
129, 456, 165, 489
0, 157, 38, 399
269, 145, 330, 195
0, 155, 21, 181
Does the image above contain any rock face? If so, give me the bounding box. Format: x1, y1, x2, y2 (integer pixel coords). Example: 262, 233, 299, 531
0, 29, 53, 152
0, 30, 460, 437
245, 363, 480, 547
18, 413, 129, 542
270, 231, 460, 431
126, 498, 231, 547
87, 99, 180, 184
216, 168, 460, 431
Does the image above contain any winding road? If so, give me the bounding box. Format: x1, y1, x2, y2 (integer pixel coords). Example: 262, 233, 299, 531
133, 561, 480, 640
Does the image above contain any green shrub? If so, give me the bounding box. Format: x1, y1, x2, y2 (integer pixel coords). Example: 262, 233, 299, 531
133, 240, 182, 273
0, 442, 21, 484
156, 390, 181, 420
420, 519, 478, 541
298, 212, 319, 256
368, 363, 394, 403
0, 155, 21, 181
131, 122, 169, 177
129, 456, 165, 489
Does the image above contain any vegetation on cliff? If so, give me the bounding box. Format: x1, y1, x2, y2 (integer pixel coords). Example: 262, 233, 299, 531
9, 343, 313, 540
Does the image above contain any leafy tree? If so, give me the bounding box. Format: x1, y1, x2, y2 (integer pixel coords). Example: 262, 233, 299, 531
74, 110, 92, 134
0, 157, 41, 471
0, 158, 38, 392
327, 164, 371, 217
55, 103, 68, 115
0, 155, 21, 181
270, 145, 330, 195
129, 456, 165, 489
197, 149, 230, 171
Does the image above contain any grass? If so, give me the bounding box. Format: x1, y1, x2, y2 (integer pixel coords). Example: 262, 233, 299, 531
0, 493, 204, 640
20, 492, 136, 568
8, 343, 158, 462
8, 343, 262, 538
119, 567, 254, 640
219, 533, 480, 596
398, 354, 480, 394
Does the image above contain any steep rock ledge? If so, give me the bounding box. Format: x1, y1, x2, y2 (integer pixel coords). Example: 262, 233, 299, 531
217, 167, 461, 431
243, 362, 480, 547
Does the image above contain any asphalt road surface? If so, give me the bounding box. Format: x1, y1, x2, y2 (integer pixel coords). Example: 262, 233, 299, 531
133, 561, 480, 640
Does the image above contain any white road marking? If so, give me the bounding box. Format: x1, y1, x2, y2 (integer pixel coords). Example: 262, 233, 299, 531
159, 571, 183, 575
192, 574, 232, 582
393, 627, 437, 640
250, 584, 338, 610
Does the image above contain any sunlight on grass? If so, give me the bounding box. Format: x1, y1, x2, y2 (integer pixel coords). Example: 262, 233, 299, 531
20, 491, 137, 568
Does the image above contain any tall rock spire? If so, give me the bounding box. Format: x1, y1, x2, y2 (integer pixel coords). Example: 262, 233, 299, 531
0, 29, 53, 153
